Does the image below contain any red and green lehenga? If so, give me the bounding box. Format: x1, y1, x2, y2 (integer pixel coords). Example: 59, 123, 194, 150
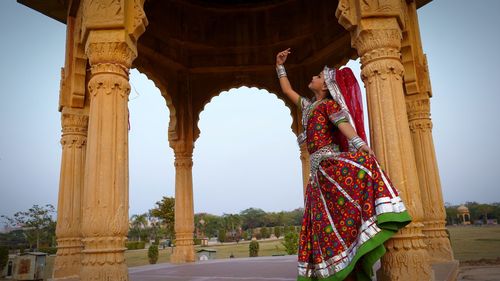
296, 91, 411, 281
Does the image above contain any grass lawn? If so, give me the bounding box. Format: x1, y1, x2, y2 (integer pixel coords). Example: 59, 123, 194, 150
447, 225, 500, 261
125, 239, 287, 267
19, 226, 500, 281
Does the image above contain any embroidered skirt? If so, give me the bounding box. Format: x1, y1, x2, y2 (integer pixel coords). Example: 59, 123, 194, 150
297, 146, 411, 281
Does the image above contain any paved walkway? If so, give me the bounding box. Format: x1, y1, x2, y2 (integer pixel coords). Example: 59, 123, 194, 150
458, 265, 500, 281
128, 256, 500, 281
129, 256, 297, 281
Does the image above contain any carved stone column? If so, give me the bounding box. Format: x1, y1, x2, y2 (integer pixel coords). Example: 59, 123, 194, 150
53, 109, 88, 280
299, 143, 310, 195
407, 98, 453, 262
336, 1, 432, 278
402, 1, 454, 263
355, 23, 432, 281
80, 38, 135, 281
171, 146, 196, 263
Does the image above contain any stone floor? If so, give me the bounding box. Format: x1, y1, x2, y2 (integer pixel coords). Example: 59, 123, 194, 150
128, 256, 500, 281
457, 266, 500, 281
129, 255, 297, 281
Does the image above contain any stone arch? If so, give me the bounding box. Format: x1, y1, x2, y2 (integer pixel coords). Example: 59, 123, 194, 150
193, 82, 299, 144
133, 58, 178, 143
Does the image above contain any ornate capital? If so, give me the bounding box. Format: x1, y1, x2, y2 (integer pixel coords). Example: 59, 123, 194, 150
61, 113, 89, 148
174, 152, 194, 168
355, 28, 402, 58
62, 112, 89, 134
86, 40, 136, 73
361, 59, 404, 82
356, 29, 404, 81
409, 119, 433, 133
406, 98, 431, 121
88, 73, 131, 99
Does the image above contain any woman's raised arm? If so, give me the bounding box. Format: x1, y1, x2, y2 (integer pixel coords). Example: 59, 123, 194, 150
276, 48, 300, 105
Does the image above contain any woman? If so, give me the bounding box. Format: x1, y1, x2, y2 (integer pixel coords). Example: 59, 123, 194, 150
275, 49, 411, 281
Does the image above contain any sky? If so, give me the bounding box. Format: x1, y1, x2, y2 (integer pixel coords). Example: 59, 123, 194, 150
0, 0, 499, 223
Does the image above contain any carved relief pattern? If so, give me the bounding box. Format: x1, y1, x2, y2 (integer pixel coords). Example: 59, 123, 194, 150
407, 98, 453, 261
356, 30, 405, 82
83, 0, 124, 26
406, 98, 430, 121
355, 29, 402, 56
346, 11, 433, 279
87, 42, 135, 70
361, 0, 399, 14
378, 222, 431, 280
174, 154, 194, 168
172, 148, 195, 263
69, 11, 88, 108
88, 73, 130, 99
336, 0, 357, 31
80, 39, 133, 280
299, 144, 310, 193
128, 0, 148, 41
81, 264, 128, 281
54, 112, 88, 279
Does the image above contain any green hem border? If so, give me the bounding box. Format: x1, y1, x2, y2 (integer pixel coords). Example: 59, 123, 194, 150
297, 210, 411, 281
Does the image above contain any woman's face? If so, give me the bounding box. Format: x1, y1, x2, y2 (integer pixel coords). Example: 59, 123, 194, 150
308, 71, 326, 92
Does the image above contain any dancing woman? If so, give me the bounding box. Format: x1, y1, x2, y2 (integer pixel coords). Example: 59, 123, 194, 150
275, 49, 411, 281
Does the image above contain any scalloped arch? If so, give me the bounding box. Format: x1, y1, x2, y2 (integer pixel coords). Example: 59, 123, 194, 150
194, 82, 299, 144
131, 65, 178, 143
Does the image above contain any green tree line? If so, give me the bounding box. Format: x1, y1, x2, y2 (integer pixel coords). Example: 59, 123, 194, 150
445, 202, 500, 225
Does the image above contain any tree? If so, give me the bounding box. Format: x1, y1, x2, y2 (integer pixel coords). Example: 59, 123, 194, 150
150, 197, 175, 239
274, 226, 282, 239
130, 213, 148, 241
260, 227, 269, 239
477, 204, 494, 224
218, 228, 226, 243
282, 231, 299, 255
240, 208, 267, 230
222, 213, 241, 241
444, 203, 458, 225
249, 240, 259, 257
1, 204, 56, 250
148, 244, 159, 264
0, 246, 8, 272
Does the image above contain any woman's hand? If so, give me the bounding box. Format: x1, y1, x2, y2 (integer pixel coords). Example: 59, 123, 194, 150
276, 48, 291, 66
359, 144, 375, 157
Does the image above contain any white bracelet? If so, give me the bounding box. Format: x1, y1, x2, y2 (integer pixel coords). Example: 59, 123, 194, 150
350, 136, 366, 150
276, 64, 287, 79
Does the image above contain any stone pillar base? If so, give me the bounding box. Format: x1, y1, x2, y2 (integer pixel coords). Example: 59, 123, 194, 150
49, 277, 80, 281
80, 264, 128, 281
423, 221, 454, 262
171, 245, 195, 263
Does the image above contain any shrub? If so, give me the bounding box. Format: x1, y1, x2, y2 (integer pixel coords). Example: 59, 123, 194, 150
255, 232, 262, 240
0, 246, 8, 272
38, 247, 57, 255
260, 227, 269, 239
241, 231, 249, 241
126, 241, 146, 250
282, 231, 299, 255
193, 238, 201, 245
218, 229, 226, 243
249, 240, 259, 257
148, 245, 159, 264
274, 226, 282, 239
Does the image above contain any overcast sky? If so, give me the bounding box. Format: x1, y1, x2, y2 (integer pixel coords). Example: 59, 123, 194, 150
1, 0, 499, 223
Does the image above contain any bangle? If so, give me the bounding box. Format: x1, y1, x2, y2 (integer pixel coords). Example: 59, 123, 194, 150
276, 64, 287, 79
350, 136, 366, 150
